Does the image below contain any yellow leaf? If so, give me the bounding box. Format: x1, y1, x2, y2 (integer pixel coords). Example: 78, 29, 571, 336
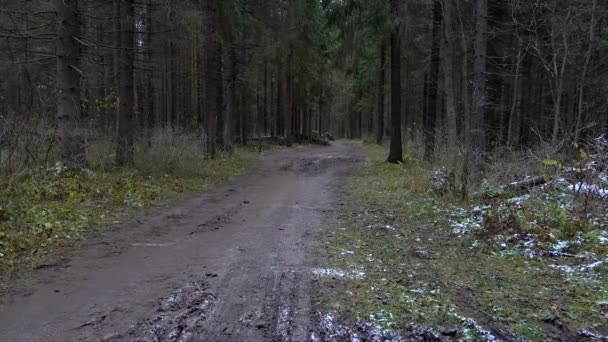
543, 159, 560, 167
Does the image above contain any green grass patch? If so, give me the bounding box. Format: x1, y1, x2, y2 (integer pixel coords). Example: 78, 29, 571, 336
0, 148, 255, 274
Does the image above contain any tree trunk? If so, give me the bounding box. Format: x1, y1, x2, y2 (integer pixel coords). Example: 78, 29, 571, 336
116, 0, 135, 166
55, 0, 85, 166
425, 0, 442, 160
471, 0, 488, 153
507, 47, 522, 146
376, 40, 386, 145
203, 0, 222, 158
456, 0, 470, 147
441, 0, 457, 147
574, 0, 597, 144
276, 62, 283, 137
551, 30, 568, 146
387, 0, 403, 164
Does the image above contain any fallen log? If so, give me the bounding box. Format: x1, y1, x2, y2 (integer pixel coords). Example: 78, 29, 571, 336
507, 176, 549, 191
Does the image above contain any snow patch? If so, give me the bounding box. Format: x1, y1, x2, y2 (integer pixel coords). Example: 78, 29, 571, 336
311, 267, 365, 280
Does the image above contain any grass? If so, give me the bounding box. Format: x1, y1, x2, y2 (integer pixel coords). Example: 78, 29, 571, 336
0, 134, 261, 279
323, 142, 608, 340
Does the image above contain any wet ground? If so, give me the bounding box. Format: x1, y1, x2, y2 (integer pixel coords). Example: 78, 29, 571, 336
0, 142, 362, 342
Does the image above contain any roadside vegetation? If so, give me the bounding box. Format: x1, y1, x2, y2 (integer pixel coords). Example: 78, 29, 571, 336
0, 131, 258, 276
316, 141, 608, 341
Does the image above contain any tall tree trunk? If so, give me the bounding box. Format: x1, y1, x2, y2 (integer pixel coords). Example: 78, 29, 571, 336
116, 0, 135, 166
425, 0, 442, 160
456, 0, 470, 146
507, 46, 522, 146
263, 60, 269, 135
387, 0, 403, 164
224, 47, 236, 154
441, 0, 457, 147
55, 0, 85, 165
318, 89, 324, 134
471, 0, 488, 153
203, 0, 222, 158
271, 70, 276, 137
574, 0, 597, 144
551, 29, 568, 146
376, 40, 386, 145
276, 62, 283, 137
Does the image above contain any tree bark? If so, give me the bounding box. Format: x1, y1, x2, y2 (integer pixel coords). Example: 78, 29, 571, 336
425, 0, 442, 160
387, 0, 403, 164
55, 0, 85, 165
116, 0, 135, 166
376, 40, 386, 145
441, 0, 457, 147
471, 0, 488, 153
574, 0, 597, 144
203, 0, 222, 158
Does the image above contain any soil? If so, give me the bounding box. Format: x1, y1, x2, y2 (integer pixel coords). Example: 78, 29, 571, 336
0, 141, 362, 342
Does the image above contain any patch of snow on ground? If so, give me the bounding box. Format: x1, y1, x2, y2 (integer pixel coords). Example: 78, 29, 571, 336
568, 182, 608, 199
550, 258, 608, 276
599, 232, 608, 245
311, 267, 365, 280
552, 240, 570, 252
367, 223, 397, 232
448, 309, 501, 342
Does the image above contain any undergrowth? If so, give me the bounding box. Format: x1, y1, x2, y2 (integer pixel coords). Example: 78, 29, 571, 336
325, 142, 608, 341
0, 134, 259, 275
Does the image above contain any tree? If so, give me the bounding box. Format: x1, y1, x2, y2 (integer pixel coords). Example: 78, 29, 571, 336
471, 0, 488, 153
440, 0, 457, 147
116, 0, 135, 166
424, 0, 442, 160
376, 40, 386, 145
55, 0, 85, 165
203, 0, 222, 158
387, 0, 403, 164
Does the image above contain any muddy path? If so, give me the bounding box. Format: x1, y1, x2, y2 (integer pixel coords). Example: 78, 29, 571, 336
0, 141, 362, 342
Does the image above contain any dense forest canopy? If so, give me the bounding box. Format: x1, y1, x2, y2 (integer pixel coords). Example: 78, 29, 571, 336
1, 0, 607, 171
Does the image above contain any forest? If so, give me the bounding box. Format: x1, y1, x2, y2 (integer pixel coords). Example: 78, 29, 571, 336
1, 0, 608, 341
1, 0, 607, 167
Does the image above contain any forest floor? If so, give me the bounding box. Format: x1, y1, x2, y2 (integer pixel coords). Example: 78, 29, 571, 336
314, 143, 608, 342
1, 141, 607, 342
0, 141, 362, 341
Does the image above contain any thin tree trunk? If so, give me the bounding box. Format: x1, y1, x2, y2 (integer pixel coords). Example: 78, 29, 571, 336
376, 40, 386, 144
507, 47, 522, 146
387, 0, 403, 164
551, 30, 568, 146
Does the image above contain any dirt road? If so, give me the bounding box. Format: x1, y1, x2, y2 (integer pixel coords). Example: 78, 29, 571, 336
0, 141, 361, 342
